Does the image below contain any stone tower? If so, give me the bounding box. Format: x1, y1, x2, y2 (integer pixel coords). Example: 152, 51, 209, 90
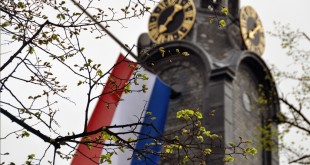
138, 0, 279, 164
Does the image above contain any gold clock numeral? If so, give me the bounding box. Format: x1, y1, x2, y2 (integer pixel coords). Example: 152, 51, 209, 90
166, 34, 174, 41
240, 27, 248, 39
240, 19, 247, 28
158, 2, 167, 10
167, 0, 176, 6
184, 10, 194, 19
244, 7, 252, 16
151, 12, 160, 17
149, 22, 158, 30
240, 12, 247, 20
157, 35, 165, 43
178, 30, 185, 36
182, 20, 192, 29
150, 28, 159, 39
176, 0, 183, 5
183, 2, 192, 10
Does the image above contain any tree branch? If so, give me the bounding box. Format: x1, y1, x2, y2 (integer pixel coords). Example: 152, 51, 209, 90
0, 20, 48, 71
289, 154, 310, 164
302, 32, 310, 42
279, 97, 310, 127
0, 107, 59, 148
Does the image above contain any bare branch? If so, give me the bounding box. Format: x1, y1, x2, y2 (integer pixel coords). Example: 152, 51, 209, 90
0, 21, 48, 71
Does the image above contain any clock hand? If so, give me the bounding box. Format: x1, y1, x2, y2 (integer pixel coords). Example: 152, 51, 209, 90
159, 4, 183, 34
249, 24, 261, 39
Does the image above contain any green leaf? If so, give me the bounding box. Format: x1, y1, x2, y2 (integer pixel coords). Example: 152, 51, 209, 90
28, 47, 35, 54
196, 135, 204, 142
77, 80, 83, 86
209, 18, 215, 23
27, 154, 35, 160
119, 147, 125, 153
56, 14, 65, 20
124, 83, 130, 94
219, 19, 227, 27
101, 131, 111, 140
204, 148, 212, 155
245, 147, 258, 155
17, 2, 25, 8
97, 69, 103, 76
164, 145, 173, 154
195, 111, 203, 119
221, 7, 229, 15
86, 143, 92, 150
1, 21, 11, 28
142, 74, 148, 80
51, 34, 57, 40
22, 131, 30, 138
183, 156, 189, 163
209, 134, 219, 139
142, 84, 148, 93
223, 155, 235, 162
182, 52, 190, 56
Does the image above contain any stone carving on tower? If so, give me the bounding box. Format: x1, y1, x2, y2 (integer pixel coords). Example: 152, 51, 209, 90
137, 0, 279, 164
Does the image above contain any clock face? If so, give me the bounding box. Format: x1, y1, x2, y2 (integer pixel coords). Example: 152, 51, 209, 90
148, 0, 196, 44
240, 6, 265, 56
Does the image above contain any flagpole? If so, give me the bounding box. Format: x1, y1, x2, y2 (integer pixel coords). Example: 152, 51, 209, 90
71, 0, 138, 61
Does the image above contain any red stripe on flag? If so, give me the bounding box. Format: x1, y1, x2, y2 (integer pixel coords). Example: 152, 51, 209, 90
71, 54, 136, 165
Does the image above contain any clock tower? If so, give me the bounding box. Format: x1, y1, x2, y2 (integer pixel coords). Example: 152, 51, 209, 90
138, 0, 279, 164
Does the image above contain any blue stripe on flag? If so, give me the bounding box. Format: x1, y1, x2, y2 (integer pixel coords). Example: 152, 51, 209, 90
131, 78, 171, 164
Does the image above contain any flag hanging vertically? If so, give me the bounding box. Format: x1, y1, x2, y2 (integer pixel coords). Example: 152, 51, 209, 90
71, 54, 171, 165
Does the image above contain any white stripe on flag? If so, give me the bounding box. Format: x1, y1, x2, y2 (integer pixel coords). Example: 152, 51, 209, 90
106, 68, 171, 164
108, 69, 157, 164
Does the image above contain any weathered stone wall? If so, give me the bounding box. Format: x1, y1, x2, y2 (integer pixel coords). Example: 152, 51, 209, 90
231, 63, 263, 165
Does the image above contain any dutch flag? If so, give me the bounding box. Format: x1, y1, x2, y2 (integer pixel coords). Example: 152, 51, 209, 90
71, 54, 171, 165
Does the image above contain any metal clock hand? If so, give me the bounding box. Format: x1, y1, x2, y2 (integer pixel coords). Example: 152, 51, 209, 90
249, 24, 261, 39
159, 4, 183, 34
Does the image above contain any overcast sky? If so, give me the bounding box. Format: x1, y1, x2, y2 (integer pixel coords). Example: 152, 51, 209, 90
1, 0, 310, 164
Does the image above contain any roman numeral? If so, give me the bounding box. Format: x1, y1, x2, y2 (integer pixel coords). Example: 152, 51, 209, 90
149, 22, 158, 30
158, 2, 167, 9
240, 12, 248, 20
178, 30, 184, 35
183, 1, 192, 10
240, 19, 247, 28
167, 0, 175, 6
184, 10, 194, 19
175, 0, 182, 5
166, 34, 174, 41
150, 29, 159, 38
182, 20, 192, 30
157, 35, 166, 43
